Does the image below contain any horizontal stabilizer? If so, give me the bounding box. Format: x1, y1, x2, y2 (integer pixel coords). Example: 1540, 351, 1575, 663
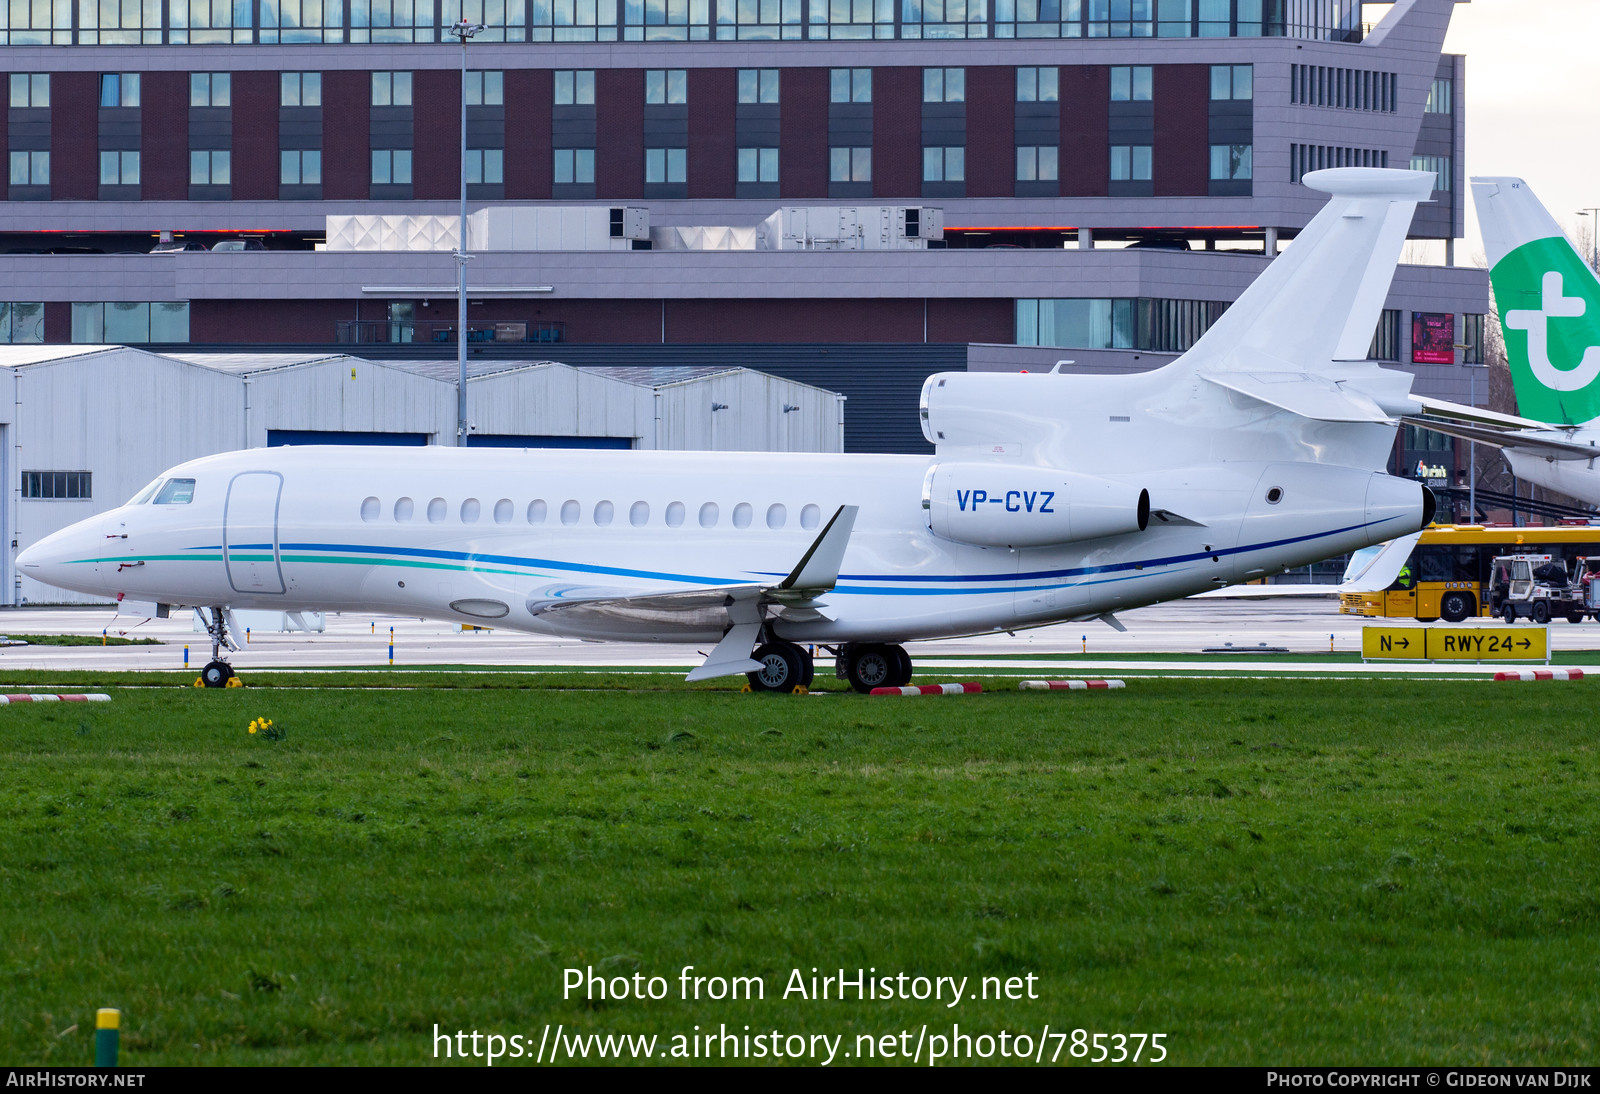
1200, 370, 1392, 423
1401, 416, 1600, 461
1414, 396, 1546, 431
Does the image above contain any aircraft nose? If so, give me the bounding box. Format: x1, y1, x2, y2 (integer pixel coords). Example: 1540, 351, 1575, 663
17, 521, 111, 595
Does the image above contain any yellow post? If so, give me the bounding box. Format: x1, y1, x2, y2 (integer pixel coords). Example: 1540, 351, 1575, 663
94, 1008, 119, 1067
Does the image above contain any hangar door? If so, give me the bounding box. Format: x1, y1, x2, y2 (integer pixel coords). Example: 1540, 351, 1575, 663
224, 472, 286, 595
267, 430, 429, 446
467, 435, 632, 449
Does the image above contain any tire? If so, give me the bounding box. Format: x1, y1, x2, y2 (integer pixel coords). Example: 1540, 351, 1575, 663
1531, 600, 1550, 625
1417, 616, 1438, 624
200, 660, 233, 688
845, 644, 898, 694
747, 642, 808, 693
1502, 602, 1519, 624
1440, 592, 1474, 624
888, 644, 913, 688
1568, 611, 1586, 625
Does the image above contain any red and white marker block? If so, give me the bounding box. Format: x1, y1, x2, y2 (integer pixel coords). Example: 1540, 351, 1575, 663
1019, 679, 1126, 691
1493, 669, 1584, 683
0, 693, 111, 704
870, 683, 982, 697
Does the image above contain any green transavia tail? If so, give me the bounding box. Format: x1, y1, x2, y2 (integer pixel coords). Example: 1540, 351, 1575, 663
1473, 176, 1600, 427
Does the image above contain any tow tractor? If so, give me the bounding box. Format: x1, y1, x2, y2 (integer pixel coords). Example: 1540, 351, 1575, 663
1487, 554, 1589, 624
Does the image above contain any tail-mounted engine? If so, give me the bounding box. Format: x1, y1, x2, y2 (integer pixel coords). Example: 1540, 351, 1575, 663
922, 463, 1150, 549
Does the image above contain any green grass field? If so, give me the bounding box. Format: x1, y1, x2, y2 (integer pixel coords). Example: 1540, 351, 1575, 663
2, 674, 1595, 1066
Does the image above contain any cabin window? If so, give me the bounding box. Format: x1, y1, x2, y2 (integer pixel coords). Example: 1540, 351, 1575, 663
461, 498, 481, 522
427, 497, 447, 523
528, 499, 547, 524
360, 496, 380, 522
152, 478, 194, 505
766, 503, 786, 529
494, 498, 513, 523
629, 501, 649, 526
394, 497, 414, 521
560, 499, 580, 525
800, 503, 822, 530
698, 502, 719, 528
732, 502, 753, 529
594, 500, 614, 526
665, 501, 685, 528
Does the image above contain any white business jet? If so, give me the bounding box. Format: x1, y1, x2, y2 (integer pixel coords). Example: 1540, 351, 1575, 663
20, 169, 1440, 692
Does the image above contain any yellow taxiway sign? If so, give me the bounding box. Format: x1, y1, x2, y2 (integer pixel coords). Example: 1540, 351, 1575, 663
1362, 625, 1547, 661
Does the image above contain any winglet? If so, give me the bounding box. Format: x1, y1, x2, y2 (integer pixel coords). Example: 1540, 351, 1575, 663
777, 505, 858, 595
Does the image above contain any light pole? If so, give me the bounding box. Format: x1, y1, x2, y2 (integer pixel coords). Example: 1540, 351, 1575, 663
450, 18, 485, 447
1579, 209, 1600, 273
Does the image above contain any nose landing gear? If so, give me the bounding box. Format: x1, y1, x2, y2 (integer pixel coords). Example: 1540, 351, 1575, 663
198, 606, 239, 688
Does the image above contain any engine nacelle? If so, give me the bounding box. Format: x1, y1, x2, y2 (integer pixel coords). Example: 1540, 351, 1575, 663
923, 463, 1150, 548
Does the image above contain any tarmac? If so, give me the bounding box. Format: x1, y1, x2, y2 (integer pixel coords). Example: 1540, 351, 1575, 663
2, 596, 1597, 678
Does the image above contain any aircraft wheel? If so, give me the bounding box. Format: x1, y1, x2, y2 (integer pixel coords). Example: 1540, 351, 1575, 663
888, 644, 913, 688
200, 660, 234, 689
1501, 602, 1519, 625
845, 644, 898, 694
1531, 600, 1551, 625
1440, 592, 1474, 624
748, 642, 808, 693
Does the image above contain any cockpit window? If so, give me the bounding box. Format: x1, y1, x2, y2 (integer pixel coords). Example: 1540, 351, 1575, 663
153, 478, 196, 505
128, 477, 164, 506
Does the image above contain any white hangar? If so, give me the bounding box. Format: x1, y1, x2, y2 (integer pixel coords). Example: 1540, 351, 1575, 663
2, 346, 845, 604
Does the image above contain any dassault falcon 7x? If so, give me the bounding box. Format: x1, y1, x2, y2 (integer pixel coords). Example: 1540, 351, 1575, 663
21, 168, 1440, 693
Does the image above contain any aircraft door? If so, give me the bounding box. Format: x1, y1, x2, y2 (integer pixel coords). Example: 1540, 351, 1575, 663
224, 472, 286, 595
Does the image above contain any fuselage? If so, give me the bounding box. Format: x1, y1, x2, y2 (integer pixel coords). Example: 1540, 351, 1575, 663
20, 441, 1427, 645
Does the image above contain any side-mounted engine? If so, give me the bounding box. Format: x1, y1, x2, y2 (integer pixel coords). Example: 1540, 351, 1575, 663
922, 462, 1149, 549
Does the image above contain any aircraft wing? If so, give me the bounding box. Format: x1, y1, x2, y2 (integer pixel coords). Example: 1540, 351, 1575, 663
525, 505, 860, 681
1400, 415, 1600, 461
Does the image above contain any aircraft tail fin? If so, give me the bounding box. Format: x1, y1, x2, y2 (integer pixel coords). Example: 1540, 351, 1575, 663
1472, 176, 1600, 427
1183, 168, 1434, 373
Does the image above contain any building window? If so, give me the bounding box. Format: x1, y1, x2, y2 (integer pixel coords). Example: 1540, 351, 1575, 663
738, 69, 780, 103
9, 151, 50, 185
809, 0, 893, 40
923, 146, 964, 182
1090, 0, 1154, 36
190, 150, 229, 185
22, 471, 92, 500
190, 73, 232, 107
98, 73, 140, 108
262, 0, 342, 43
645, 147, 686, 184
0, 303, 44, 343
465, 148, 504, 185
170, 0, 250, 43
1426, 77, 1452, 114
349, 0, 436, 43
830, 68, 871, 103
1210, 64, 1251, 100
719, 0, 801, 40
372, 72, 413, 107
71, 302, 189, 344
1110, 145, 1152, 181
1110, 66, 1153, 101
281, 72, 323, 107
1209, 143, 1251, 180
371, 149, 413, 185
9, 74, 49, 108
1369, 309, 1401, 361
1016, 145, 1058, 182
1018, 297, 1228, 353
645, 70, 687, 105
738, 147, 778, 183
923, 68, 965, 103
624, 0, 711, 41
281, 150, 322, 185
829, 146, 871, 182
1462, 313, 1484, 366
1292, 144, 1387, 183
530, 0, 617, 42
465, 71, 504, 106
101, 150, 141, 185
1410, 155, 1452, 193
554, 70, 596, 105
902, 0, 986, 38
1016, 67, 1059, 102
554, 148, 595, 184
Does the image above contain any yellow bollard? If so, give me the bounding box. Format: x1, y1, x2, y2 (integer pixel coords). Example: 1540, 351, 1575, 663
95, 1008, 119, 1067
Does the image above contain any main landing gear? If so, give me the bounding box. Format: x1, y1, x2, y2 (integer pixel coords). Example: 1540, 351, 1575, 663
742, 634, 915, 695
199, 606, 238, 688
746, 640, 817, 693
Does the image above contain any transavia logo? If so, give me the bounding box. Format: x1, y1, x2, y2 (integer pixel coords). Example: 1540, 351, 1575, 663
1492, 236, 1600, 425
